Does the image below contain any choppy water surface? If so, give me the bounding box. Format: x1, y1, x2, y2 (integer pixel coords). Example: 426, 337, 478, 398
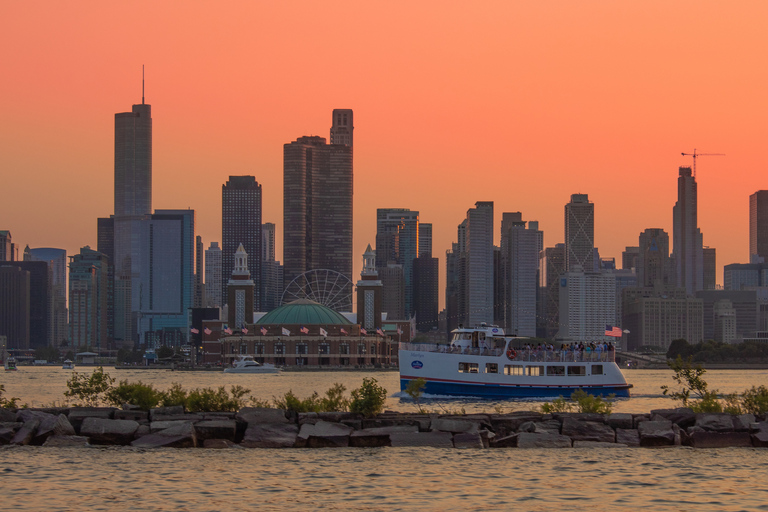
3, 368, 768, 511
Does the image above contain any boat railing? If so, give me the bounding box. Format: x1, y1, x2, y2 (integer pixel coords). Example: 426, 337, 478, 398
398, 343, 615, 362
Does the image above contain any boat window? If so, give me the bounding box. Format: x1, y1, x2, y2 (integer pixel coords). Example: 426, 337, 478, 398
591, 365, 603, 375
567, 366, 586, 376
485, 363, 498, 374
547, 366, 565, 376
504, 365, 524, 376
458, 362, 478, 373
463, 333, 472, 340
526, 366, 544, 377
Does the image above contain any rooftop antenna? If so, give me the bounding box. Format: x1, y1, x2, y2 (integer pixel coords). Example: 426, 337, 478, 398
142, 65, 145, 104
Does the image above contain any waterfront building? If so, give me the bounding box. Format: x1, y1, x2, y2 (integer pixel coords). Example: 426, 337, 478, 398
673, 166, 704, 295
465, 201, 495, 326
283, 110, 353, 309
0, 265, 30, 349
1, 261, 51, 349
557, 265, 616, 342
68, 247, 109, 349
204, 242, 222, 308
622, 287, 703, 351
227, 244, 255, 331
498, 212, 541, 337
750, 190, 768, 262
565, 194, 594, 272
136, 210, 195, 347
27, 247, 68, 346
356, 244, 383, 331
222, 176, 262, 311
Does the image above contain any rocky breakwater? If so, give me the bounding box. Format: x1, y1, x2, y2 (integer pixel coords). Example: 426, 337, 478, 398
2, 406, 768, 449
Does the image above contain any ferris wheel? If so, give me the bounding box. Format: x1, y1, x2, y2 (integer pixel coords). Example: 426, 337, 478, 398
280, 269, 354, 312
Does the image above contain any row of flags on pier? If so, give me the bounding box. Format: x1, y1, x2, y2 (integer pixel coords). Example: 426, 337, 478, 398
192, 325, 403, 337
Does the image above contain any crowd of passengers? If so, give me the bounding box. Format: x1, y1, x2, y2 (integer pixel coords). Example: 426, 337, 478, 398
442, 341, 616, 361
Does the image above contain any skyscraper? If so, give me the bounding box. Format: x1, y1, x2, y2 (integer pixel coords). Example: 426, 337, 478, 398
68, 247, 109, 349
539, 244, 566, 339
0, 231, 12, 261
0, 265, 30, 349
204, 242, 222, 309
673, 166, 704, 295
499, 212, 542, 337
465, 201, 494, 326
413, 254, 439, 332
222, 176, 262, 311
283, 111, 353, 309
111, 96, 152, 346
565, 194, 594, 272
194, 236, 204, 308
750, 190, 768, 262
637, 228, 672, 288
375, 208, 419, 316
261, 223, 283, 312
27, 248, 68, 347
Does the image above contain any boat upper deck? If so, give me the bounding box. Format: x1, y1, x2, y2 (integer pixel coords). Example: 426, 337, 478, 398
399, 343, 617, 363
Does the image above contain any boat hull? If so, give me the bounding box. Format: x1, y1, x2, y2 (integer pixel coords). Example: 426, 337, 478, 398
223, 367, 280, 374
399, 376, 631, 398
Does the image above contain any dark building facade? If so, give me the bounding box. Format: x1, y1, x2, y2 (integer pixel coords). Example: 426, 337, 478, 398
222, 176, 262, 310
2, 261, 50, 349
750, 190, 768, 262
283, 111, 353, 310
565, 194, 594, 272
68, 247, 109, 349
0, 265, 30, 349
413, 255, 439, 332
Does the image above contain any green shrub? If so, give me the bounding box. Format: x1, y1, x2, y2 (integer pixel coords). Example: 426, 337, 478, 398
105, 380, 164, 410
160, 382, 188, 408
184, 385, 251, 412
722, 393, 742, 415
64, 367, 115, 406
540, 396, 572, 413
319, 383, 350, 412
741, 386, 768, 415
661, 355, 712, 407
571, 389, 614, 414
349, 377, 388, 417
273, 390, 322, 412
0, 384, 21, 409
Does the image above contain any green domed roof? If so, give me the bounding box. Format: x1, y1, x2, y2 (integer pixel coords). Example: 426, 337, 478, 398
256, 299, 353, 325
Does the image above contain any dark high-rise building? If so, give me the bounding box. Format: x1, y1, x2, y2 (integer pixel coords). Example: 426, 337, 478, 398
565, 194, 594, 272
2, 261, 50, 349
283, 111, 353, 309
419, 223, 433, 257
704, 247, 717, 290
261, 223, 283, 312
499, 212, 542, 337
96, 217, 115, 343
540, 244, 566, 339
750, 190, 768, 262
413, 255, 439, 332
0, 231, 12, 261
195, 235, 204, 308
222, 176, 262, 311
27, 248, 68, 347
637, 228, 672, 288
622, 246, 640, 271
379, 263, 405, 320
673, 166, 704, 295
0, 265, 30, 349
375, 208, 419, 316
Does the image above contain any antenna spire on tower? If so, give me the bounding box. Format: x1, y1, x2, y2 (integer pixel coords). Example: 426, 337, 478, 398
142, 65, 145, 104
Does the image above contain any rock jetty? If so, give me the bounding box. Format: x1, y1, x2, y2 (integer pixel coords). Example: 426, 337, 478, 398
1, 406, 767, 449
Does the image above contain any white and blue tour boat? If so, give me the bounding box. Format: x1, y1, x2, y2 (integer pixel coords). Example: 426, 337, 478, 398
399, 324, 632, 399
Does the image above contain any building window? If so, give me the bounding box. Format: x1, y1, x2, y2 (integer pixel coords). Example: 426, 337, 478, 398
240, 344, 247, 355
319, 343, 329, 355
358, 343, 367, 355
274, 343, 284, 355
296, 343, 307, 355
339, 343, 349, 355
254, 343, 264, 355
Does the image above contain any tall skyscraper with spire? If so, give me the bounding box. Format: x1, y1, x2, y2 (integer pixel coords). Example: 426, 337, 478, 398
283, 110, 353, 310
673, 166, 704, 295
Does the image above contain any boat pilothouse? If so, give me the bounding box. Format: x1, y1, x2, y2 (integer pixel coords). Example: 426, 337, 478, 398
399, 323, 632, 399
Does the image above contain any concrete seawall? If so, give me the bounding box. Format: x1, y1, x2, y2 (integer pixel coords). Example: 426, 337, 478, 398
3, 406, 768, 449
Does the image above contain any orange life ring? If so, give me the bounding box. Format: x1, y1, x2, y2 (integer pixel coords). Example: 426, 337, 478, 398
506, 348, 517, 360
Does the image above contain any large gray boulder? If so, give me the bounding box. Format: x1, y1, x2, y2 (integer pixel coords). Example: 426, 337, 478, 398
298, 420, 353, 448
453, 432, 484, 449
607, 413, 633, 430
489, 413, 544, 436
150, 420, 195, 433
695, 413, 735, 432
732, 414, 756, 432
362, 415, 430, 431
33, 414, 76, 445
389, 431, 454, 448
516, 432, 572, 448
638, 420, 675, 447
11, 419, 40, 446
241, 424, 300, 448
553, 413, 606, 423
16, 409, 55, 423
489, 434, 518, 448
349, 425, 418, 448
431, 417, 479, 434
561, 418, 615, 443
68, 407, 116, 432
0, 408, 16, 422
114, 410, 149, 423
751, 431, 768, 447
615, 428, 640, 446
236, 408, 289, 425
149, 405, 185, 421
80, 418, 139, 445
194, 419, 237, 442
131, 422, 197, 448
0, 427, 16, 445
517, 420, 562, 435
687, 431, 752, 448
43, 435, 90, 447
650, 408, 696, 428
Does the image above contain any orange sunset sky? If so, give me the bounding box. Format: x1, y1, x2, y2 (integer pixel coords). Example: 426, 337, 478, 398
2, 1, 767, 307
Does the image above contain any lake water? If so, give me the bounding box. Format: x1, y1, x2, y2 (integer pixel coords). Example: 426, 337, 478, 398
3, 368, 768, 511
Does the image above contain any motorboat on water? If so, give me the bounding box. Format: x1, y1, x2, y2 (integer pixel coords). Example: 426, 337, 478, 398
399, 324, 632, 399
4, 356, 17, 371
62, 359, 75, 370
224, 355, 280, 374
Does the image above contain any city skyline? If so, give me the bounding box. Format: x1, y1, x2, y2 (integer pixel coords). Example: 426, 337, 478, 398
3, 2, 767, 308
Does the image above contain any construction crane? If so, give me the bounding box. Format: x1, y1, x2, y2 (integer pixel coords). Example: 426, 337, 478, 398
681, 148, 725, 177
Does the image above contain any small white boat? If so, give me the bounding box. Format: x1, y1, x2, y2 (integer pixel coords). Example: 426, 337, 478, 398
62, 359, 75, 370
224, 356, 280, 374
4, 356, 17, 371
